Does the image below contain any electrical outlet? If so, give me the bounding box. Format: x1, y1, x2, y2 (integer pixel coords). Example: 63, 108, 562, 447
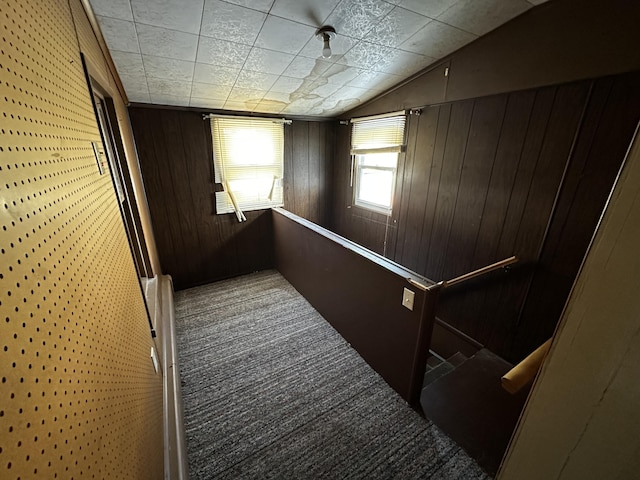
402, 288, 415, 311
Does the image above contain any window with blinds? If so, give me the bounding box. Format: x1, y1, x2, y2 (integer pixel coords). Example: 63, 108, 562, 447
351, 113, 406, 214
211, 117, 285, 222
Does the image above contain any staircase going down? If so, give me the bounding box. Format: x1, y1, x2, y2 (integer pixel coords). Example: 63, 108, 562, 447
420, 349, 531, 477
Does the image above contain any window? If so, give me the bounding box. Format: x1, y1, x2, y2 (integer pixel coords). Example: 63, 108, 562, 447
351, 113, 406, 214
211, 116, 285, 222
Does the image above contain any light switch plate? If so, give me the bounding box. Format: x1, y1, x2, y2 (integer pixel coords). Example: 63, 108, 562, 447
402, 287, 415, 311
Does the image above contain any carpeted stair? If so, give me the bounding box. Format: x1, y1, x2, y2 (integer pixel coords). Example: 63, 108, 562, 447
420, 349, 530, 477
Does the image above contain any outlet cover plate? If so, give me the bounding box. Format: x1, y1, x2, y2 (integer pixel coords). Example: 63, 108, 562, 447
402, 288, 415, 311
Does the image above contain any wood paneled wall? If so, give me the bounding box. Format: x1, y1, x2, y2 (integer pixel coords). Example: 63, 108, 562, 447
331, 72, 640, 362
284, 120, 335, 226
129, 107, 334, 290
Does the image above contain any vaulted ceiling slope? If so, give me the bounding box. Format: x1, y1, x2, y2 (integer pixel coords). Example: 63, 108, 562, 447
89, 0, 547, 117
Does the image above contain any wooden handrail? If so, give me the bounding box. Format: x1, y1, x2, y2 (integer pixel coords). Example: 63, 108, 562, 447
502, 338, 552, 394
442, 256, 518, 288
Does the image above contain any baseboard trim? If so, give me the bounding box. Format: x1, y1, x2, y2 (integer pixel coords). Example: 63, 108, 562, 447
160, 275, 188, 480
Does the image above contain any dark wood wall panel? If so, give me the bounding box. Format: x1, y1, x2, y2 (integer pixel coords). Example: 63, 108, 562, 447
283, 120, 335, 226
130, 107, 333, 290
331, 72, 640, 361
511, 71, 640, 358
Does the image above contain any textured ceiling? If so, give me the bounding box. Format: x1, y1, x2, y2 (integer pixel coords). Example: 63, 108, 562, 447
89, 0, 547, 116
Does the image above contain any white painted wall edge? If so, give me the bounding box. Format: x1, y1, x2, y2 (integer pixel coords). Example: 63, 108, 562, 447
498, 121, 640, 479
160, 276, 189, 480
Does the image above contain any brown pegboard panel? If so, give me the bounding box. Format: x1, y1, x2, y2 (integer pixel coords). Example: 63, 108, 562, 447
0, 1, 164, 479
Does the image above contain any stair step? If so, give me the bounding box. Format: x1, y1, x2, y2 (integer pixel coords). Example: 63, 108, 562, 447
447, 351, 467, 367
419, 348, 530, 477
422, 360, 455, 388
426, 354, 444, 369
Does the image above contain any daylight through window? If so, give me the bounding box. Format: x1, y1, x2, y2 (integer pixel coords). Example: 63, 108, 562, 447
211, 116, 285, 222
351, 112, 406, 215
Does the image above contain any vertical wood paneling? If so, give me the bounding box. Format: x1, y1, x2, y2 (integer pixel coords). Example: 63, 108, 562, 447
308, 122, 321, 224
331, 73, 640, 361
512, 71, 640, 358
131, 108, 333, 289
292, 122, 310, 220
393, 115, 420, 262
442, 95, 507, 282
416, 104, 451, 274
425, 100, 474, 281
398, 107, 439, 271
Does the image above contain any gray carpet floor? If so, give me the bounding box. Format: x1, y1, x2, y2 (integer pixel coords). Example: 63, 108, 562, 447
175, 269, 490, 480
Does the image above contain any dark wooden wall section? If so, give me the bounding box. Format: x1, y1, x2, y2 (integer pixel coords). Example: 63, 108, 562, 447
284, 120, 335, 226
331, 72, 640, 362
129, 107, 333, 290
273, 208, 439, 406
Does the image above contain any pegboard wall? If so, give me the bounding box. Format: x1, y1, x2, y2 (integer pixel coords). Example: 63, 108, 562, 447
0, 0, 164, 479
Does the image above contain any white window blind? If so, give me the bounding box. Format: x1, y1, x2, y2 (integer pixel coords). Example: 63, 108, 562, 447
350, 113, 406, 214
351, 114, 406, 155
211, 117, 284, 221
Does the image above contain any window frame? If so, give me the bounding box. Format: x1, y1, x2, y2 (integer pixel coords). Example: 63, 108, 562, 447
209, 115, 288, 222
353, 152, 399, 215
350, 112, 407, 216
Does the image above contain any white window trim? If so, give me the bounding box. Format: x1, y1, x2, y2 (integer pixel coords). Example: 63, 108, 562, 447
350, 112, 407, 215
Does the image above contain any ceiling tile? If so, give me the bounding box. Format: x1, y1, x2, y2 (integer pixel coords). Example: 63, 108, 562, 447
307, 79, 342, 97
269, 0, 340, 26
224, 99, 256, 111
297, 32, 358, 60
130, 0, 204, 34
147, 77, 192, 96
323, 0, 393, 39
373, 49, 434, 76
142, 55, 194, 82
321, 63, 362, 85
244, 48, 295, 75
400, 20, 476, 58
150, 93, 192, 105
337, 41, 394, 69
269, 76, 304, 93
191, 82, 232, 100
235, 70, 279, 90
110, 51, 145, 76
348, 70, 401, 91
190, 97, 226, 109
118, 71, 148, 86
128, 91, 151, 103
119, 73, 150, 100
282, 56, 331, 80
200, 0, 267, 45
398, 0, 461, 18
253, 100, 286, 113
262, 90, 290, 102
437, 0, 532, 36
96, 16, 139, 53
196, 37, 251, 68
89, 0, 134, 21
366, 7, 431, 48
193, 63, 240, 86
223, 0, 275, 13
136, 24, 198, 61
283, 98, 323, 114
255, 16, 316, 54
227, 87, 267, 102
